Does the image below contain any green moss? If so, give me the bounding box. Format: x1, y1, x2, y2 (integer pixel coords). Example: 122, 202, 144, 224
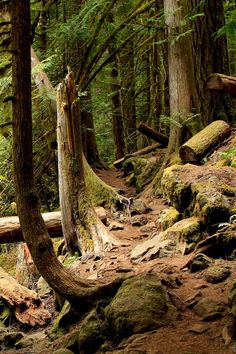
0, 245, 18, 276
105, 273, 177, 342
158, 207, 181, 231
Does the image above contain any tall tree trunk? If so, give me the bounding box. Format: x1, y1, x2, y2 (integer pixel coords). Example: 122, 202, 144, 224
12, 0, 122, 310
120, 39, 137, 154
190, 0, 234, 125
164, 0, 198, 153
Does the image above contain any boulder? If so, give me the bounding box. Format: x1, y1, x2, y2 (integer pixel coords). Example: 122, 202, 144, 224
78, 309, 106, 354
105, 273, 177, 341
131, 215, 148, 227
193, 297, 227, 321
161, 164, 236, 228
131, 217, 202, 262
130, 199, 151, 215
203, 265, 231, 284
185, 253, 213, 273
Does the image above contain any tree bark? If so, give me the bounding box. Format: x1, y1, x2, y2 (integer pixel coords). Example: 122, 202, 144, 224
179, 120, 231, 163
0, 267, 51, 326
207, 73, 236, 98
12, 0, 122, 312
190, 0, 234, 124
138, 122, 168, 146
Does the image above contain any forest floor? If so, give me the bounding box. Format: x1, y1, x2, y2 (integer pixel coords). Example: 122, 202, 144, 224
3, 168, 236, 354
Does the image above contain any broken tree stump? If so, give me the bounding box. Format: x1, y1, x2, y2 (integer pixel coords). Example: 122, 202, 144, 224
113, 143, 160, 169
179, 120, 231, 163
207, 73, 236, 98
137, 122, 168, 147
0, 267, 51, 326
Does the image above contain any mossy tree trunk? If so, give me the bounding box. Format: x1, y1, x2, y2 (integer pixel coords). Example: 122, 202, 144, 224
12, 0, 122, 310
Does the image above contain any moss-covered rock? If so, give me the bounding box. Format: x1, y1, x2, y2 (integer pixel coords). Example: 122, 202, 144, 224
203, 265, 231, 284
105, 273, 177, 342
50, 301, 78, 338
78, 309, 106, 354
157, 207, 181, 231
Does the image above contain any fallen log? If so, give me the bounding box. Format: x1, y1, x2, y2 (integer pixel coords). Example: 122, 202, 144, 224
179, 120, 231, 163
207, 73, 236, 98
137, 122, 168, 147
113, 143, 160, 169
0, 211, 62, 244
0, 267, 51, 326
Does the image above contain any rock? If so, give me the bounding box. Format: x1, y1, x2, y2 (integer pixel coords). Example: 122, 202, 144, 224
193, 297, 226, 321
78, 309, 106, 354
105, 273, 177, 341
131, 217, 201, 262
131, 215, 148, 226
37, 276, 52, 298
108, 221, 124, 231
50, 301, 78, 337
230, 282, 236, 316
157, 207, 181, 231
189, 323, 209, 334
58, 330, 79, 353
15, 331, 46, 349
53, 349, 75, 354
140, 222, 156, 234
203, 265, 231, 283
185, 291, 202, 309
4, 331, 24, 347
161, 164, 236, 228
186, 253, 213, 272
130, 199, 151, 215
94, 206, 107, 224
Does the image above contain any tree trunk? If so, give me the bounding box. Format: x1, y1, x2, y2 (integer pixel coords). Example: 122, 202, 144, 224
190, 0, 234, 124
12, 0, 122, 312
179, 120, 231, 163
120, 38, 137, 154
164, 0, 198, 153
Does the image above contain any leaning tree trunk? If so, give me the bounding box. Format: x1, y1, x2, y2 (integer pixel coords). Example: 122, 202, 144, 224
12, 0, 122, 311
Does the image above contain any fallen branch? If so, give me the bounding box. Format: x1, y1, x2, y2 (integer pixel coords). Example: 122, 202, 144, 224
137, 122, 168, 146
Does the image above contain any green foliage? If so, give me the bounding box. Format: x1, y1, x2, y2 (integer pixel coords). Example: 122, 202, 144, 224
220, 146, 236, 167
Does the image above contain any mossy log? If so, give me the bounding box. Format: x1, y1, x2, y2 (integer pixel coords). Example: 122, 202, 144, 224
207, 73, 236, 98
0, 267, 51, 326
179, 120, 231, 163
113, 143, 160, 169
138, 122, 168, 146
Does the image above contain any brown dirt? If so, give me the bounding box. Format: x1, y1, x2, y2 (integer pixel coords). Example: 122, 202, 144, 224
73, 169, 236, 354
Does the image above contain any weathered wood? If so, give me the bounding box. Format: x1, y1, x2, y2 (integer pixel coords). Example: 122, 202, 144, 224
113, 143, 160, 169
207, 73, 236, 98
179, 120, 231, 163
0, 267, 51, 326
138, 122, 168, 146
0, 211, 62, 243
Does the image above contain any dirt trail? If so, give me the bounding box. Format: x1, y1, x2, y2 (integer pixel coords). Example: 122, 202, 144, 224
86, 169, 236, 354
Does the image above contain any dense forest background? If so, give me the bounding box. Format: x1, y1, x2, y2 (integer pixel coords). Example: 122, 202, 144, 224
0, 0, 236, 216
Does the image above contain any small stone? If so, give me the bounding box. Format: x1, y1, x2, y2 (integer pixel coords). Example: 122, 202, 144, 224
193, 297, 226, 321
203, 265, 231, 284
140, 222, 156, 233
131, 215, 148, 226
189, 323, 209, 334
187, 253, 213, 272
108, 221, 124, 231
130, 199, 151, 215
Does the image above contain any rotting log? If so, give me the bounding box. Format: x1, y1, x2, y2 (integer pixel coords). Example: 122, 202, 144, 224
179, 120, 231, 163
113, 143, 160, 169
207, 73, 236, 98
0, 267, 51, 326
0, 211, 62, 243
138, 122, 168, 146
